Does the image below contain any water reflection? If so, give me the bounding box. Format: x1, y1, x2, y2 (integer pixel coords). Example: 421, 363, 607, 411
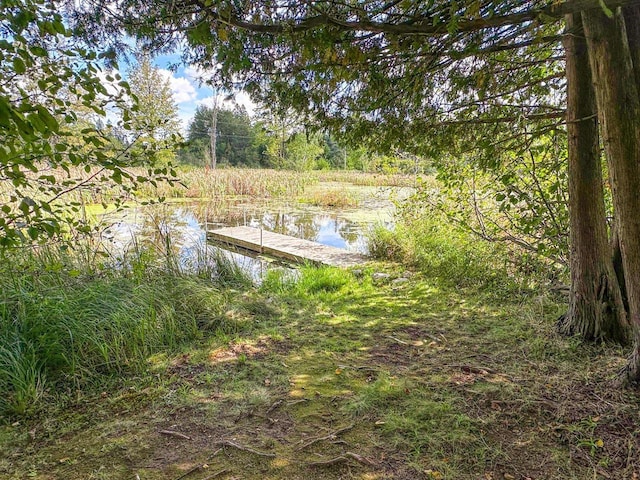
97, 188, 397, 278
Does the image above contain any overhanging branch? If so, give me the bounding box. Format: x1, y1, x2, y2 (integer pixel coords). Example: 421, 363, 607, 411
193, 0, 640, 37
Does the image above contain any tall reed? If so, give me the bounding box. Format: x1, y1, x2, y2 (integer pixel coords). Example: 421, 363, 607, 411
0, 232, 252, 417
139, 168, 319, 199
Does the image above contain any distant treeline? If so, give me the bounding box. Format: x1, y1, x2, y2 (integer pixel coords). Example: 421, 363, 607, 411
177, 105, 430, 174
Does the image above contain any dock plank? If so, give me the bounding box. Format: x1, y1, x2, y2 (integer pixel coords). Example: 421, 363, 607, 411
207, 226, 367, 267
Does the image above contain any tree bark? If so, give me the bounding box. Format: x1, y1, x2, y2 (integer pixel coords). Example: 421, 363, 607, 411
582, 7, 640, 384
610, 224, 629, 312
623, 5, 640, 87
609, 5, 638, 329
558, 13, 629, 343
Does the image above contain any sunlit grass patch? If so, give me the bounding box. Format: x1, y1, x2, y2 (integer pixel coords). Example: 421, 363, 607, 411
294, 265, 353, 294
260, 264, 356, 299
343, 373, 412, 416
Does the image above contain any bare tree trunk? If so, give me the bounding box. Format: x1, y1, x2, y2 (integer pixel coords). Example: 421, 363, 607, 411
210, 92, 218, 169
610, 224, 629, 312
558, 13, 629, 342
582, 7, 640, 384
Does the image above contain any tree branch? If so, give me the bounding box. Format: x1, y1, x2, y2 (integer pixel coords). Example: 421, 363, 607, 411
193, 0, 639, 37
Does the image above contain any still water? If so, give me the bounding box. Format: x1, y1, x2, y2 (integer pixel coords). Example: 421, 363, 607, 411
97, 185, 403, 277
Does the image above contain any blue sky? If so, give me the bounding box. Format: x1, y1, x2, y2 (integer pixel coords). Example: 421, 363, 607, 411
145, 52, 255, 132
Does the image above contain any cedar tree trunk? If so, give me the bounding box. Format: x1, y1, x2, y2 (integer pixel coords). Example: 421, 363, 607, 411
582, 7, 640, 385
623, 5, 640, 87
558, 13, 628, 342
610, 5, 640, 307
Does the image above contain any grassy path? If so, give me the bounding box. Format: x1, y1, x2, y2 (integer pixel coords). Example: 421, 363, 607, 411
2, 265, 639, 479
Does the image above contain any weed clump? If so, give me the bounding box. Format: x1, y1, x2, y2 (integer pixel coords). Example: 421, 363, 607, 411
368, 218, 510, 289
261, 265, 352, 297
301, 189, 359, 208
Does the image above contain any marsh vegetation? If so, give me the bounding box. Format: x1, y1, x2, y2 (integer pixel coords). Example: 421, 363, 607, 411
3, 2, 640, 479
1, 169, 639, 480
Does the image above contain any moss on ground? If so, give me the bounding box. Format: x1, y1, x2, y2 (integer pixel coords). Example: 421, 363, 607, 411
1, 264, 639, 479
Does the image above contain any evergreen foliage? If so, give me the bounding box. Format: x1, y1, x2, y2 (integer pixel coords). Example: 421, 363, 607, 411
181, 104, 262, 166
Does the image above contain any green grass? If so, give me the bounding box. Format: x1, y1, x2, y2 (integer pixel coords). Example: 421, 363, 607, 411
151, 167, 319, 199
1, 226, 639, 479
316, 169, 416, 187
368, 214, 529, 295
0, 244, 251, 417
143, 167, 415, 201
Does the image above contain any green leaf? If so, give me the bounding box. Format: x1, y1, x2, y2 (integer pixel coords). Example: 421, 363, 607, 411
13, 57, 27, 74
52, 19, 67, 35
18, 197, 36, 215
30, 45, 48, 57
0, 97, 13, 127
27, 112, 47, 134
11, 10, 36, 32
35, 105, 59, 131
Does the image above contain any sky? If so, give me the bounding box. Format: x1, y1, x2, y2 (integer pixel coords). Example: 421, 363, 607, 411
143, 52, 256, 132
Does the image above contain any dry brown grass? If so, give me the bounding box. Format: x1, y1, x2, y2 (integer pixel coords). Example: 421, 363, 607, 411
301, 188, 360, 208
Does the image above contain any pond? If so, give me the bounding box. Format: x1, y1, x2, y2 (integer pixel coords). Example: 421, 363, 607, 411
95, 183, 408, 278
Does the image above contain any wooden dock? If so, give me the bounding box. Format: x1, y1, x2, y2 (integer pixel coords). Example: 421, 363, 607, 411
207, 226, 367, 268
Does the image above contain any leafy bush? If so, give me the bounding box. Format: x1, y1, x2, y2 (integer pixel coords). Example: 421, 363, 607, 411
0, 2, 179, 247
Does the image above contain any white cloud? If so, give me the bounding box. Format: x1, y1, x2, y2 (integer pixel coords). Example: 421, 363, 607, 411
184, 65, 217, 85
184, 63, 256, 115
158, 69, 198, 105
196, 91, 256, 116
177, 110, 192, 133
235, 91, 257, 116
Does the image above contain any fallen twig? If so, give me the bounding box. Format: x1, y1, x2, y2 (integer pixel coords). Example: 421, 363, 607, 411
159, 430, 192, 441
423, 332, 443, 343
151, 448, 224, 480
387, 335, 410, 345
308, 451, 376, 467
201, 469, 229, 480
209, 448, 223, 458
447, 364, 495, 375
215, 440, 276, 458
286, 398, 309, 407
297, 424, 354, 451
266, 399, 284, 414
308, 456, 348, 467
173, 463, 202, 480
